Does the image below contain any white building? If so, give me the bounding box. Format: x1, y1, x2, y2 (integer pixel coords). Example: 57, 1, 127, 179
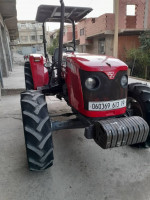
17, 20, 50, 55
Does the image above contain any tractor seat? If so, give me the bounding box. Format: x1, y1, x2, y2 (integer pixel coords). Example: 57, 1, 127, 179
53, 48, 67, 63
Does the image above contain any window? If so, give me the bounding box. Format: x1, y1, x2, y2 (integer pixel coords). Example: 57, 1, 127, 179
92, 18, 95, 23
99, 39, 105, 55
29, 23, 33, 29
20, 24, 26, 29
38, 23, 42, 28
80, 28, 84, 36
31, 35, 36, 41
126, 5, 136, 16
40, 35, 43, 40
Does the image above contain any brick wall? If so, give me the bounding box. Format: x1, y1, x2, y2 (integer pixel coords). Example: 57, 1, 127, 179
118, 0, 146, 29
63, 26, 72, 43
76, 19, 88, 45
86, 14, 115, 38
126, 16, 136, 28
63, 25, 78, 44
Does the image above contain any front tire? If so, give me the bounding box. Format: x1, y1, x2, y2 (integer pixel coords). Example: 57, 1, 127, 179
128, 83, 150, 147
21, 90, 54, 171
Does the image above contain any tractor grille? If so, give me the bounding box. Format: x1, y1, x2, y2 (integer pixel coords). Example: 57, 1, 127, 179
79, 70, 127, 110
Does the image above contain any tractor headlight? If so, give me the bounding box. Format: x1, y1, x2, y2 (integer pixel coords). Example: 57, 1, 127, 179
85, 77, 100, 90
121, 75, 128, 87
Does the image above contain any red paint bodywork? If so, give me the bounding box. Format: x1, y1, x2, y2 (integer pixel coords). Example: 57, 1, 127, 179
63, 52, 128, 118
29, 52, 128, 118
29, 54, 49, 89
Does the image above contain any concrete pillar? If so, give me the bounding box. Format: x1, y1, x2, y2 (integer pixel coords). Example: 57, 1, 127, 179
113, 0, 119, 58
0, 61, 3, 88
1, 26, 13, 71
144, 0, 149, 29
0, 60, 3, 100
0, 25, 9, 77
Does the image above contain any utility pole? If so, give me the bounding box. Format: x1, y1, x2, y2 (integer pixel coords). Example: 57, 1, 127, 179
113, 0, 119, 58
144, 0, 149, 29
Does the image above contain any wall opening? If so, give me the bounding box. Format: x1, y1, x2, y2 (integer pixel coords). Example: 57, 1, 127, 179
126, 5, 136, 16
126, 5, 136, 28
98, 39, 105, 55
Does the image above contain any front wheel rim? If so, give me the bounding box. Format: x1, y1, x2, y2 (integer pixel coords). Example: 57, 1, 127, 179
127, 97, 144, 118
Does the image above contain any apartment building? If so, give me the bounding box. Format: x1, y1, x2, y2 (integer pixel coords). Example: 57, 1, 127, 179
17, 20, 50, 55
0, 0, 18, 88
63, 0, 150, 61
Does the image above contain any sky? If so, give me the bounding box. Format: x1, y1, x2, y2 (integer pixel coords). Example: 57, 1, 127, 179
16, 0, 113, 31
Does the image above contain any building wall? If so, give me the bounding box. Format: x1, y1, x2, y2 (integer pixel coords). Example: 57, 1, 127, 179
63, 25, 72, 43
76, 19, 87, 45
83, 35, 113, 56
18, 21, 43, 45
0, 13, 12, 79
86, 14, 115, 37
118, 35, 140, 61
17, 20, 50, 55
86, 37, 98, 54
118, 0, 146, 29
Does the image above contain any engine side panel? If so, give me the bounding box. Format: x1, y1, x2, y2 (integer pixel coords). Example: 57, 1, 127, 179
65, 61, 84, 112
29, 54, 49, 90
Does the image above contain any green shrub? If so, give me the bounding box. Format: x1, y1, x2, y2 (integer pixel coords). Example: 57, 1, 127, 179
126, 31, 150, 79
47, 30, 59, 55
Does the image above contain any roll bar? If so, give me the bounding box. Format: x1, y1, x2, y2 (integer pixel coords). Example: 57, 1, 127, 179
57, 0, 65, 84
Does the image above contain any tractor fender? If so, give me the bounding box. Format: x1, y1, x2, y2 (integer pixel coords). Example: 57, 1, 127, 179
29, 54, 49, 90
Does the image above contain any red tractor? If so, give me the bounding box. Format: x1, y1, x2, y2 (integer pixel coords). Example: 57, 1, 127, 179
21, 0, 150, 171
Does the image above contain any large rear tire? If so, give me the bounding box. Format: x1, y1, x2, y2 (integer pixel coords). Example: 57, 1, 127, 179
24, 62, 34, 90
128, 82, 150, 147
21, 90, 54, 171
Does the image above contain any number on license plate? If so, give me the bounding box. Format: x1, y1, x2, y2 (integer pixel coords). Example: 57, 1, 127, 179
89, 99, 126, 111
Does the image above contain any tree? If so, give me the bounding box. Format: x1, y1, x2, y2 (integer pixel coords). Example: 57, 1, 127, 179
126, 31, 150, 79
47, 30, 60, 55
139, 30, 150, 52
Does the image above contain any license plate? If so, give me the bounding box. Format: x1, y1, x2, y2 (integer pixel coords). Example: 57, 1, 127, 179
89, 98, 126, 111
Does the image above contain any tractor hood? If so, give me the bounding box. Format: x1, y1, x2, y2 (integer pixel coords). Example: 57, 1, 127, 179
65, 52, 128, 74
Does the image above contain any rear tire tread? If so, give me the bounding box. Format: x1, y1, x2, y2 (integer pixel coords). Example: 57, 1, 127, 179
128, 83, 150, 148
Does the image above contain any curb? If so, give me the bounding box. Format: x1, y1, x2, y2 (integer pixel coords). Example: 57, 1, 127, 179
1, 88, 25, 96
129, 76, 150, 83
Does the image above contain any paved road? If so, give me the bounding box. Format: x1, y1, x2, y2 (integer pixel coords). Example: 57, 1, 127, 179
1, 93, 150, 200
129, 76, 150, 86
